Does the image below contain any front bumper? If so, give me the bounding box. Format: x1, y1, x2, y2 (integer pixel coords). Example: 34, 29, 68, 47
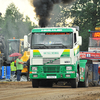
30, 72, 76, 79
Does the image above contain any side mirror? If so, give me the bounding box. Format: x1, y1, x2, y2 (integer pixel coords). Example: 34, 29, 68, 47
24, 35, 28, 48
78, 36, 82, 46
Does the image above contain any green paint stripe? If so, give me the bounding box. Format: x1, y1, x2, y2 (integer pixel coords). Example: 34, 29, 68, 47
61, 50, 70, 57
33, 52, 41, 55
34, 53, 41, 55
33, 55, 42, 57
61, 54, 70, 57
62, 52, 70, 55
34, 52, 41, 54
33, 52, 42, 57
32, 28, 73, 33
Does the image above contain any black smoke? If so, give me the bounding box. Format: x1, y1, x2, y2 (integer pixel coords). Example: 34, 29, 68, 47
31, 0, 76, 27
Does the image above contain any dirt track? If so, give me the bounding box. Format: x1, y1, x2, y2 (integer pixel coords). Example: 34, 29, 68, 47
0, 82, 100, 100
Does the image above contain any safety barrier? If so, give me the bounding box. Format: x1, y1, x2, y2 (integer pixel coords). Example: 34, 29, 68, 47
88, 64, 99, 86
0, 66, 11, 79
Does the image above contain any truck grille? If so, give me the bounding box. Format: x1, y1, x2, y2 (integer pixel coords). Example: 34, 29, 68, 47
43, 66, 60, 73
43, 58, 60, 65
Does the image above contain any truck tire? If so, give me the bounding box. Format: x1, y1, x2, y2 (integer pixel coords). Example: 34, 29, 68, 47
32, 79, 39, 88
78, 67, 88, 87
71, 73, 79, 88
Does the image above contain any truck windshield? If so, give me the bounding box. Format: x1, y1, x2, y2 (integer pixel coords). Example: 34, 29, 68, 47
89, 37, 100, 47
7, 40, 20, 61
20, 40, 24, 55
31, 32, 73, 49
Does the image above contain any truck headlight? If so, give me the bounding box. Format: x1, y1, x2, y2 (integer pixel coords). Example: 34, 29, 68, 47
32, 67, 37, 70
66, 66, 72, 70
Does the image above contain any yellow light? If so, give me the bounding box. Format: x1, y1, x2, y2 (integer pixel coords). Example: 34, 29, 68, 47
95, 27, 100, 31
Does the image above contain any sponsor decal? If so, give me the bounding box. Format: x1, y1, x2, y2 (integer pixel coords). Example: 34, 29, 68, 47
44, 52, 59, 54
33, 50, 42, 57
80, 52, 100, 59
61, 49, 70, 57
41, 29, 62, 32
74, 45, 79, 56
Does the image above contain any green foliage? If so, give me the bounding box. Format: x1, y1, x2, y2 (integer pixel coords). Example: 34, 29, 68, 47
0, 3, 37, 40
51, 5, 70, 27
53, 0, 100, 51
0, 13, 3, 24
70, 0, 100, 51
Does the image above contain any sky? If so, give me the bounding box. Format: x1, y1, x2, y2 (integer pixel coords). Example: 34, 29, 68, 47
0, 0, 38, 25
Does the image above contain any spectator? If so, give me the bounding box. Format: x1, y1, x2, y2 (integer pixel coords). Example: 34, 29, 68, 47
10, 58, 16, 76
16, 55, 24, 81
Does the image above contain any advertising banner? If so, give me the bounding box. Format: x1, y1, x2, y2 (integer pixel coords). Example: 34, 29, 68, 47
80, 52, 100, 59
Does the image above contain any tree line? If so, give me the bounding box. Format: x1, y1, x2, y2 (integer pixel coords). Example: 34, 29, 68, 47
0, 3, 37, 40
52, 0, 100, 51
1, 1, 100, 51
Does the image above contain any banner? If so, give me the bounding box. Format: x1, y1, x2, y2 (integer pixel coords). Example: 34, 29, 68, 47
80, 52, 100, 59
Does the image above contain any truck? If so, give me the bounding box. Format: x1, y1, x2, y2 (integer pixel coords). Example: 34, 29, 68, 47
88, 27, 100, 52
0, 35, 6, 77
80, 27, 100, 86
0, 37, 30, 79
6, 38, 24, 65
24, 27, 89, 88
7, 38, 30, 76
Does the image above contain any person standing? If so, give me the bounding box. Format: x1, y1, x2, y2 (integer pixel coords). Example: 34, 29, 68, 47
16, 55, 24, 81
10, 59, 16, 76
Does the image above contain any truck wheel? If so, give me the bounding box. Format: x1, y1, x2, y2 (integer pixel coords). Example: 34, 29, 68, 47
83, 74, 88, 87
78, 67, 88, 87
32, 79, 39, 88
71, 73, 79, 88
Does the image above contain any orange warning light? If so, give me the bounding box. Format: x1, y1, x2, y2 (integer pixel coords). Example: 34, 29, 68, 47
13, 37, 15, 39
92, 32, 100, 38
